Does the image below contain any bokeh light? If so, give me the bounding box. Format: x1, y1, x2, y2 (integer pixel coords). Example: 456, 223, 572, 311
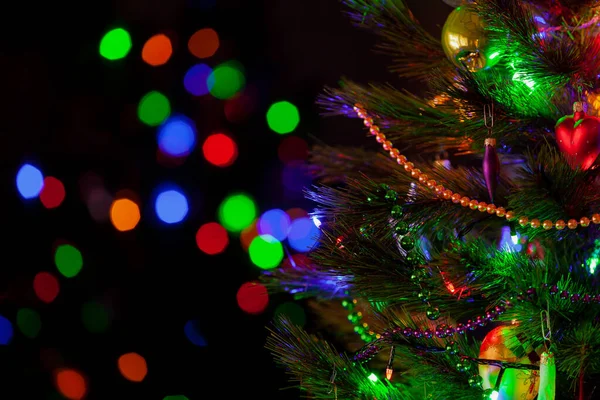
258, 209, 291, 241
207, 61, 245, 100
16, 163, 44, 199
81, 301, 110, 333
40, 176, 66, 209
184, 320, 208, 346
188, 28, 220, 59
202, 133, 238, 167
80, 172, 113, 222
55, 369, 87, 400
267, 101, 300, 134
138, 91, 171, 126
157, 116, 197, 157
99, 28, 132, 60
249, 235, 283, 270
224, 90, 256, 123
16, 308, 41, 339
280, 253, 310, 270
155, 188, 189, 224
236, 282, 269, 314
288, 217, 321, 252
33, 272, 60, 303
240, 219, 259, 252
183, 64, 213, 96
218, 193, 257, 232
286, 207, 309, 221
110, 198, 141, 232
54, 244, 83, 278
0, 315, 14, 345
142, 34, 173, 66
196, 222, 228, 255
164, 396, 189, 400
274, 302, 306, 327
118, 352, 148, 382
278, 136, 309, 164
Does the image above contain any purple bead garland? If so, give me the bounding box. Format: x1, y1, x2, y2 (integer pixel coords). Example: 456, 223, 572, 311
354, 305, 507, 361
353, 283, 600, 363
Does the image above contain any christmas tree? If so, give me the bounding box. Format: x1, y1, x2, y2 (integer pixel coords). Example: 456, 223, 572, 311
263, 1, 600, 399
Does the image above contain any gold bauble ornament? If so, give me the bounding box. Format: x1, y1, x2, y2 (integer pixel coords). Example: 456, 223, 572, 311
478, 325, 540, 400
441, 4, 499, 72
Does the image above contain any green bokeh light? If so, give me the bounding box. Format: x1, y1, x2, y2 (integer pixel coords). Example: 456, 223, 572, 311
207, 61, 245, 100
138, 91, 171, 126
163, 397, 189, 400
16, 308, 41, 339
266, 101, 300, 134
274, 302, 306, 326
99, 28, 132, 60
81, 301, 110, 333
249, 235, 283, 269
55, 244, 83, 278
218, 193, 257, 232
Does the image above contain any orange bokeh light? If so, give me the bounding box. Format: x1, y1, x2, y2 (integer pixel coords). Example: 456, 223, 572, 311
110, 198, 141, 232
55, 369, 87, 400
118, 352, 148, 382
142, 34, 173, 66
240, 219, 259, 252
188, 28, 219, 59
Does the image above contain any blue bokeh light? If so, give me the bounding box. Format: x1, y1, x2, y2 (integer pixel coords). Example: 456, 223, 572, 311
16, 163, 44, 199
155, 188, 189, 224
0, 315, 13, 345
184, 320, 208, 346
258, 209, 291, 241
157, 116, 197, 157
183, 64, 213, 96
287, 217, 321, 252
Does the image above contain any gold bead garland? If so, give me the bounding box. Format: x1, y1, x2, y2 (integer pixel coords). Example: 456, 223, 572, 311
354, 104, 600, 231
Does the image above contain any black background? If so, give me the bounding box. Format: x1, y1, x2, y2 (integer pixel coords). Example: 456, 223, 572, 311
1, 1, 449, 398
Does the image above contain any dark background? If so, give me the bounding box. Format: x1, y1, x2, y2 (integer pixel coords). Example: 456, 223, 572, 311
1, 1, 449, 398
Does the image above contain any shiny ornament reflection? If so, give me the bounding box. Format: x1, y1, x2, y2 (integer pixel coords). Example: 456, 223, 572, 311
478, 325, 540, 400
441, 5, 499, 72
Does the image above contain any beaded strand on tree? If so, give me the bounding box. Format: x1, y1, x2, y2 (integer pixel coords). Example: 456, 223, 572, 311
353, 104, 600, 232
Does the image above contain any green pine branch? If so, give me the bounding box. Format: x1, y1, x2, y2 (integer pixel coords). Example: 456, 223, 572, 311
266, 317, 405, 399
476, 0, 600, 86
342, 0, 452, 80
506, 142, 600, 241
267, 317, 483, 399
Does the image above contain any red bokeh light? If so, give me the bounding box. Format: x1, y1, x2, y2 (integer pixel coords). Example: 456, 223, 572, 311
236, 282, 269, 314
286, 207, 308, 221
202, 133, 238, 167
33, 272, 60, 303
278, 136, 308, 164
40, 176, 66, 209
196, 222, 229, 255
54, 368, 87, 400
224, 91, 256, 123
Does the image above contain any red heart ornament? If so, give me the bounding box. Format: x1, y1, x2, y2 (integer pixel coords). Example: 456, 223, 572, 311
555, 110, 600, 170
